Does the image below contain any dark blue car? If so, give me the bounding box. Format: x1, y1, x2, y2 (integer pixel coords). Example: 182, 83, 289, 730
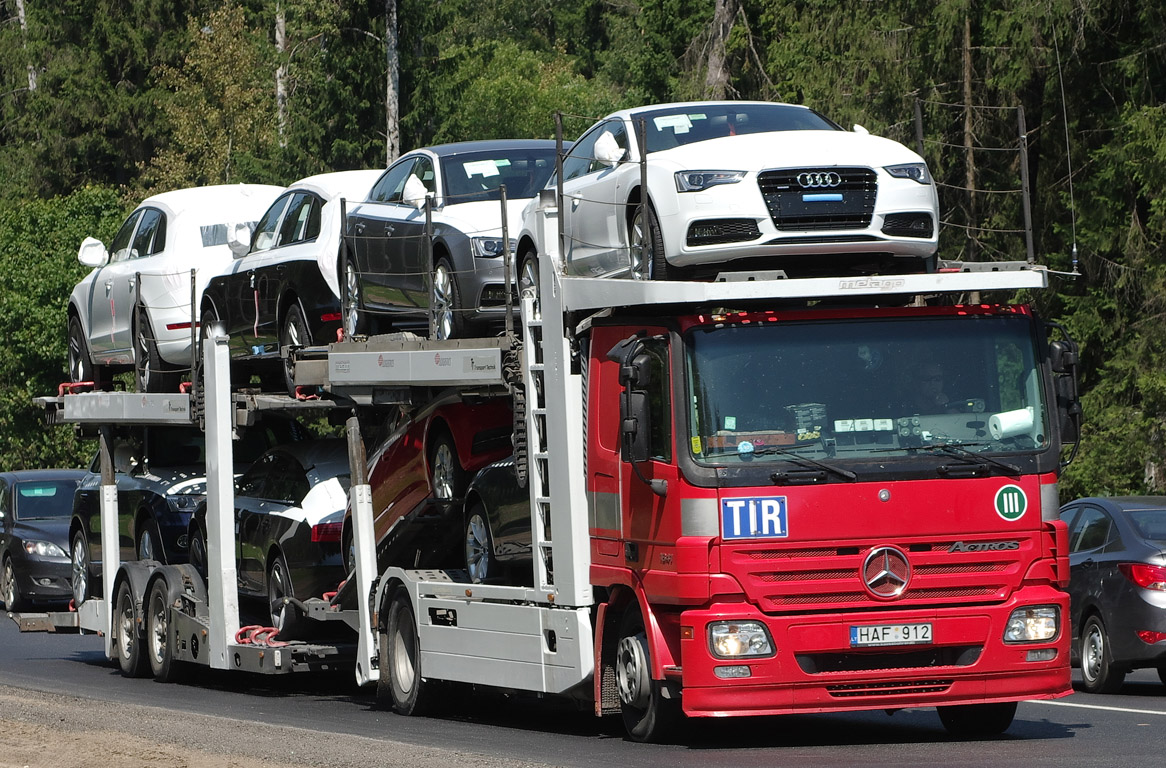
1, 469, 86, 611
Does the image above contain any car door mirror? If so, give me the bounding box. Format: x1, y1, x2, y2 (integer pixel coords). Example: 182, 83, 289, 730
77, 237, 109, 268
226, 222, 252, 257
594, 131, 625, 167
852, 124, 870, 135
402, 174, 430, 209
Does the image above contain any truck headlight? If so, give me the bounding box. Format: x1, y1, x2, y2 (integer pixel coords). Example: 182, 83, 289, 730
709, 621, 774, 658
23, 540, 67, 558
1004, 605, 1059, 643
884, 163, 932, 184
675, 171, 747, 192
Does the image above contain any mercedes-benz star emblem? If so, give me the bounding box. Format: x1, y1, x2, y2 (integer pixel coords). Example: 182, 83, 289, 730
796, 171, 842, 189
861, 546, 911, 599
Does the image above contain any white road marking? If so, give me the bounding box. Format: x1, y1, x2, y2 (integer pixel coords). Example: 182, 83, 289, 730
1027, 699, 1166, 717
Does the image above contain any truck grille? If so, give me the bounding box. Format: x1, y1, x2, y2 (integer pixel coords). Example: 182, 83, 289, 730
757, 167, 877, 231
724, 536, 1029, 614
826, 679, 953, 697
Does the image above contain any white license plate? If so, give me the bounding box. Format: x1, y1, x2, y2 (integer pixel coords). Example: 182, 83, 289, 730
850, 623, 932, 647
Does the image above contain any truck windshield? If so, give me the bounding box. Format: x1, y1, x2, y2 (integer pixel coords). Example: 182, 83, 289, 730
685, 313, 1049, 466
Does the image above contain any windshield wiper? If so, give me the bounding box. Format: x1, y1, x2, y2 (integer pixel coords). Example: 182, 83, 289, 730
918, 442, 1020, 476
741, 445, 858, 483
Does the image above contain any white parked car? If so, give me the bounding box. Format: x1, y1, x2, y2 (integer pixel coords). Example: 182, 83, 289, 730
198, 170, 381, 395
518, 100, 939, 282
67, 184, 283, 391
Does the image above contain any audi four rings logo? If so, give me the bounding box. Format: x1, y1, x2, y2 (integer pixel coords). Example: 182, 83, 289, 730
861, 546, 911, 599
797, 171, 842, 188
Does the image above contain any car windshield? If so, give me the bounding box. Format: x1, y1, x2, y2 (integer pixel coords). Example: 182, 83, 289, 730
1127, 508, 1166, 543
440, 147, 558, 203
630, 103, 840, 153
685, 313, 1049, 466
13, 481, 76, 520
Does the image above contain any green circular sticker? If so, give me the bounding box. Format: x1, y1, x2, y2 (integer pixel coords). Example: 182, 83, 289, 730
995, 485, 1027, 521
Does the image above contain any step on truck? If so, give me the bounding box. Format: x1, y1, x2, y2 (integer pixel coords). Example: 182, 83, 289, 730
24, 192, 1080, 745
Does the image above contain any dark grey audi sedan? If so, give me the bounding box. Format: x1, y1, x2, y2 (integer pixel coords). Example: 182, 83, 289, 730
1060, 496, 1166, 692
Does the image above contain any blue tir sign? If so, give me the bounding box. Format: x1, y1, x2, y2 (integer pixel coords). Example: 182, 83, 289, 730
721, 496, 789, 540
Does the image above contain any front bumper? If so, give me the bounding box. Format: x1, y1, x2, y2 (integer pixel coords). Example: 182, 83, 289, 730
13, 554, 72, 604
677, 585, 1070, 717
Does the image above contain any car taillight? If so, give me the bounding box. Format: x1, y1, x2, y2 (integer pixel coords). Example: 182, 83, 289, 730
1136, 630, 1166, 644
311, 522, 343, 542
320, 312, 341, 323
166, 321, 195, 331
1117, 562, 1166, 591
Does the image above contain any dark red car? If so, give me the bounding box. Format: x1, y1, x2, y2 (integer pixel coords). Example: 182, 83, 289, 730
342, 392, 512, 573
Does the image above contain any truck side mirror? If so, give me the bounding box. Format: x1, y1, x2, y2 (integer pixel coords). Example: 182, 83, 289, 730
1049, 339, 1078, 373
620, 389, 651, 464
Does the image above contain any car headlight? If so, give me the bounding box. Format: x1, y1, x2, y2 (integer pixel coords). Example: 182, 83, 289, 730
168, 493, 203, 512
884, 163, 932, 184
1004, 605, 1059, 643
24, 540, 67, 558
709, 620, 774, 658
675, 170, 747, 193
470, 237, 517, 259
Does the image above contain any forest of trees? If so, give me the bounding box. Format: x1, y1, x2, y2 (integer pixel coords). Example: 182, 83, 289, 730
0, 0, 1163, 499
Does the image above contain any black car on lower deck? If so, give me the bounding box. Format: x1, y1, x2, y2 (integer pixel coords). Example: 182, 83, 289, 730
1061, 496, 1166, 692
70, 417, 311, 606
0, 469, 86, 610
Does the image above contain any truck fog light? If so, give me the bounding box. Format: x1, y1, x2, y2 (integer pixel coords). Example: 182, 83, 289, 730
708, 621, 774, 658
1004, 605, 1059, 643
1026, 648, 1057, 662
714, 665, 752, 679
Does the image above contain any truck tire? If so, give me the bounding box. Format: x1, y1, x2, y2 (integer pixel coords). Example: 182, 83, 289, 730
937, 701, 1017, 737
1080, 614, 1125, 694
382, 591, 434, 716
616, 606, 681, 743
113, 579, 149, 678
145, 577, 184, 683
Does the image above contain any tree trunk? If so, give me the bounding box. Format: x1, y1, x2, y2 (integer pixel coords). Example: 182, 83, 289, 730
385, 0, 400, 163
16, 0, 37, 92
963, 11, 977, 260
704, 0, 737, 99
275, 3, 287, 148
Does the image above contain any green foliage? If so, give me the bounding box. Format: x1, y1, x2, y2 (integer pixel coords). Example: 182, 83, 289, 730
0, 187, 129, 469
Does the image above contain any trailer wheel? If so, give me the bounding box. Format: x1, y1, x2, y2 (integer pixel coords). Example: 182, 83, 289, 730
937, 701, 1017, 737
113, 579, 148, 677
382, 591, 433, 716
2, 554, 27, 612
71, 529, 92, 606
145, 577, 184, 683
616, 606, 681, 743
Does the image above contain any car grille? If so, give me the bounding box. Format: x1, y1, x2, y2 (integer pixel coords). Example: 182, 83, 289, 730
723, 536, 1029, 614
686, 218, 761, 247
757, 167, 877, 231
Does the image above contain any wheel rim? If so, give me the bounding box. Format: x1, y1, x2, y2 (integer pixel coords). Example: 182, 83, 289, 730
268, 561, 289, 630
2, 559, 14, 606
117, 590, 135, 661
1083, 623, 1104, 683
431, 442, 455, 500
630, 208, 649, 279
392, 606, 417, 692
135, 317, 153, 392
431, 264, 454, 340
616, 630, 652, 710
282, 311, 307, 391
68, 323, 89, 382
344, 262, 360, 336
519, 257, 539, 297
465, 514, 490, 583
138, 531, 155, 562
149, 589, 168, 665
71, 539, 88, 604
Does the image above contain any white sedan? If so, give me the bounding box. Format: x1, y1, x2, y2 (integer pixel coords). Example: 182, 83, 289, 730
524, 100, 939, 281
68, 184, 282, 391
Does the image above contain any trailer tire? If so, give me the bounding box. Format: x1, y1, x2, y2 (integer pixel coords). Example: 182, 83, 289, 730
937, 701, 1017, 737
145, 577, 184, 683
382, 591, 434, 716
616, 606, 681, 743
113, 579, 149, 678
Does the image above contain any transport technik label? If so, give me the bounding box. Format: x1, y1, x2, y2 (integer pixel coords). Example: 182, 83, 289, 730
721, 496, 789, 540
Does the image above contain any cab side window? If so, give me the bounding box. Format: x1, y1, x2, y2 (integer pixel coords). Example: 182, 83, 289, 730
644, 339, 672, 462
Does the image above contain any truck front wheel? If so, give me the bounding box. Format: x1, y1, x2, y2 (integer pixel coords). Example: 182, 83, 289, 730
616, 606, 680, 743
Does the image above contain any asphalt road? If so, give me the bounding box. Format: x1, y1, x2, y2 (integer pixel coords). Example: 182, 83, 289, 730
2, 612, 1165, 767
